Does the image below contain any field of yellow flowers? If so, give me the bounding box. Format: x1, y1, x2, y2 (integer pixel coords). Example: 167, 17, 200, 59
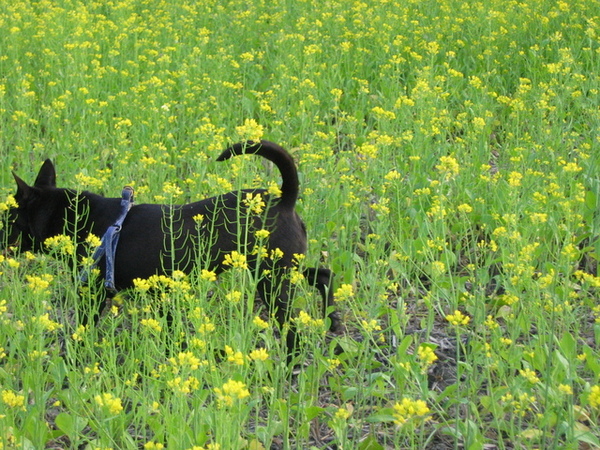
1, 0, 600, 448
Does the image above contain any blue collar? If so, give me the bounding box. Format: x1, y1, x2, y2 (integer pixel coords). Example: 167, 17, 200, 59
80, 186, 134, 293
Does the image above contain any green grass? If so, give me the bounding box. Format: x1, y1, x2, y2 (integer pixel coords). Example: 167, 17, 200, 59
1, 0, 600, 448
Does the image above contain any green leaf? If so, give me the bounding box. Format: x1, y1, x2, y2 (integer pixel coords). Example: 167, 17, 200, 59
584, 345, 600, 375
305, 406, 325, 421
342, 387, 358, 401
584, 190, 598, 222
575, 430, 600, 447
357, 434, 384, 450
397, 334, 413, 355
55, 412, 88, 436
366, 411, 396, 424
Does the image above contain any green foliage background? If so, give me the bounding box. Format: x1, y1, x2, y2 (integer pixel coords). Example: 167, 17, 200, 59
1, 0, 600, 448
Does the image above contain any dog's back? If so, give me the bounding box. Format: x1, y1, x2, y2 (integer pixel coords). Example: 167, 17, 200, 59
112, 141, 307, 288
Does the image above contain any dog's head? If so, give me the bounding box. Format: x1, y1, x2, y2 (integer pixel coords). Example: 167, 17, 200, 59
1, 159, 61, 253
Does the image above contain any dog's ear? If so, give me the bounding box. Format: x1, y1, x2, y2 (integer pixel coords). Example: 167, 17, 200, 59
13, 172, 32, 201
34, 159, 56, 188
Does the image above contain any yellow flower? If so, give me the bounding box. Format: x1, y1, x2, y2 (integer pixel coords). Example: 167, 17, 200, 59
457, 203, 473, 213
190, 338, 206, 350
561, 243, 579, 261
225, 346, 244, 366
167, 376, 200, 395
85, 233, 102, 248
253, 316, 269, 329
214, 379, 250, 408
141, 318, 162, 333
297, 310, 312, 326
44, 234, 75, 255
499, 293, 519, 306
520, 368, 540, 384
243, 192, 265, 214
589, 385, 600, 408
426, 196, 447, 219
294, 310, 325, 330
270, 248, 284, 260
417, 344, 438, 370
239, 52, 254, 62
430, 261, 446, 277
225, 291, 242, 303
445, 310, 470, 326
502, 392, 536, 417
95, 393, 123, 415
2, 390, 26, 410
562, 162, 582, 173
200, 269, 217, 281
222, 251, 248, 269
249, 348, 269, 362
392, 398, 430, 425
435, 155, 460, 181
255, 229, 270, 239
528, 212, 547, 224
267, 181, 282, 197
26, 274, 54, 294
84, 362, 101, 375
0, 194, 17, 211
371, 106, 396, 120
484, 315, 499, 330
327, 358, 341, 370
32, 313, 61, 332
558, 384, 573, 395
334, 284, 354, 302
235, 119, 264, 142
361, 319, 381, 333
198, 316, 216, 334
133, 278, 152, 292
162, 182, 183, 198
169, 351, 201, 370
334, 406, 351, 421
289, 269, 304, 284
172, 270, 186, 281
357, 143, 378, 159
493, 226, 507, 237
507, 171, 523, 187
144, 442, 165, 450
384, 170, 402, 181
472, 116, 486, 130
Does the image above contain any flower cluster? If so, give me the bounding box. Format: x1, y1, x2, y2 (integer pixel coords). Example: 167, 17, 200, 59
26, 274, 54, 295
222, 251, 248, 270
2, 390, 26, 410
94, 392, 123, 416
392, 398, 430, 426
44, 235, 75, 255
214, 379, 250, 408
445, 310, 471, 326
334, 284, 354, 302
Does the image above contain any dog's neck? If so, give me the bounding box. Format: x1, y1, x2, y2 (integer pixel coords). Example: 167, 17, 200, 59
77, 190, 127, 237
36, 188, 125, 255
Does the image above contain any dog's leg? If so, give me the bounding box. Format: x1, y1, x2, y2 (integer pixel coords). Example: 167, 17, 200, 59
257, 274, 299, 362
304, 267, 341, 332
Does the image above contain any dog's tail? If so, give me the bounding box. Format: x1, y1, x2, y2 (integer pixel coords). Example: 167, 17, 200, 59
217, 140, 299, 209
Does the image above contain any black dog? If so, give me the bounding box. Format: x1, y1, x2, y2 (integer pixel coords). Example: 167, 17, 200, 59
2, 140, 340, 356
